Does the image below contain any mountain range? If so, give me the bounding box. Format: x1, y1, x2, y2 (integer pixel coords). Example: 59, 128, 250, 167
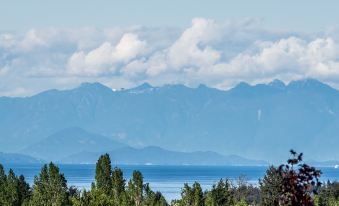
1, 79, 339, 163
16, 127, 265, 165
0, 152, 42, 164
60, 145, 267, 165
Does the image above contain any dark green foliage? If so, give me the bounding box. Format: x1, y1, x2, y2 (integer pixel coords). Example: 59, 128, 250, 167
70, 189, 92, 206
176, 182, 204, 206
234, 177, 260, 205
317, 181, 339, 206
6, 169, 20, 205
95, 153, 112, 195
259, 166, 283, 206
0, 165, 31, 206
128, 170, 144, 206
0, 164, 7, 205
112, 167, 126, 205
68, 154, 167, 206
205, 179, 235, 206
143, 183, 168, 206
30, 162, 69, 206
18, 175, 31, 204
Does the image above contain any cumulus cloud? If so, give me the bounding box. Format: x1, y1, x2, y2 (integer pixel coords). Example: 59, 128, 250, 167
68, 33, 147, 75
167, 18, 221, 68
209, 36, 339, 83
2, 18, 339, 96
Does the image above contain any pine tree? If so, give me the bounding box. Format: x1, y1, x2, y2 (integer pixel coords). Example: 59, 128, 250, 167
178, 182, 204, 206
0, 164, 7, 205
30, 162, 69, 206
17, 175, 31, 204
128, 170, 144, 206
112, 167, 126, 205
143, 183, 168, 206
6, 169, 20, 206
205, 179, 235, 206
95, 153, 112, 195
192, 182, 204, 206
259, 166, 283, 206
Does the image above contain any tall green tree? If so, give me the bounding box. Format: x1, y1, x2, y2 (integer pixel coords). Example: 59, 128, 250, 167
0, 164, 7, 205
178, 182, 204, 206
0, 165, 31, 206
17, 175, 31, 204
30, 162, 69, 206
143, 183, 168, 206
95, 153, 112, 195
112, 167, 126, 205
128, 170, 144, 206
6, 169, 20, 206
205, 179, 234, 206
259, 166, 283, 206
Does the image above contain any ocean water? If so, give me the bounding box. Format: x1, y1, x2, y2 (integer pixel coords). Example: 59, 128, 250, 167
3, 164, 339, 201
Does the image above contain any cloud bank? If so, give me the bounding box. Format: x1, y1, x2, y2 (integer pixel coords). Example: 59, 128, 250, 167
1, 18, 339, 96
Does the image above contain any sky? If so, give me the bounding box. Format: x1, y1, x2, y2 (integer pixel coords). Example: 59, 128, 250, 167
1, 0, 339, 96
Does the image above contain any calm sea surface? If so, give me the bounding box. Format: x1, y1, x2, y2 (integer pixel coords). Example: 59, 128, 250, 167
3, 164, 339, 201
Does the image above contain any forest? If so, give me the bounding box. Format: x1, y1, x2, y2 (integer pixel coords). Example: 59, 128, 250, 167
0, 150, 339, 206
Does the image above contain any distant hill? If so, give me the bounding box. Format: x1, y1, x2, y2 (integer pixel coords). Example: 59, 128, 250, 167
61, 146, 268, 166
1, 79, 339, 162
20, 127, 126, 162
0, 152, 42, 164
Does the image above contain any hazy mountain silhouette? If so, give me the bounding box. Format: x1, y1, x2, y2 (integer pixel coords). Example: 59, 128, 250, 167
20, 127, 126, 162
1, 79, 339, 162
0, 152, 42, 164
61, 146, 267, 165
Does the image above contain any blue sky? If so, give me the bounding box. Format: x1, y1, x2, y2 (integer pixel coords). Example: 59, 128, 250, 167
1, 0, 339, 96
2, 0, 339, 31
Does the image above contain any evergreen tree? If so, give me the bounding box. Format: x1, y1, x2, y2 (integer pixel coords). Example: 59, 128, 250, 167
112, 167, 126, 205
143, 183, 168, 206
128, 170, 144, 206
30, 162, 69, 206
234, 176, 260, 205
179, 183, 193, 206
95, 153, 112, 195
317, 181, 339, 206
205, 179, 235, 206
259, 166, 283, 206
17, 175, 31, 204
178, 182, 204, 206
192, 182, 204, 206
0, 165, 31, 206
89, 186, 113, 206
0, 164, 7, 205
6, 169, 20, 206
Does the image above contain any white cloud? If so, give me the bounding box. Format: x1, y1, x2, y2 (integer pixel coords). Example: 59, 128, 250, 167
19, 29, 48, 51
68, 33, 146, 76
167, 18, 221, 69
113, 33, 147, 62
213, 36, 339, 82
2, 18, 339, 95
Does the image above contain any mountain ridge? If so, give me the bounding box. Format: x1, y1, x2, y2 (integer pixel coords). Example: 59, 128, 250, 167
60, 145, 268, 165
1, 78, 339, 162
20, 127, 127, 162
